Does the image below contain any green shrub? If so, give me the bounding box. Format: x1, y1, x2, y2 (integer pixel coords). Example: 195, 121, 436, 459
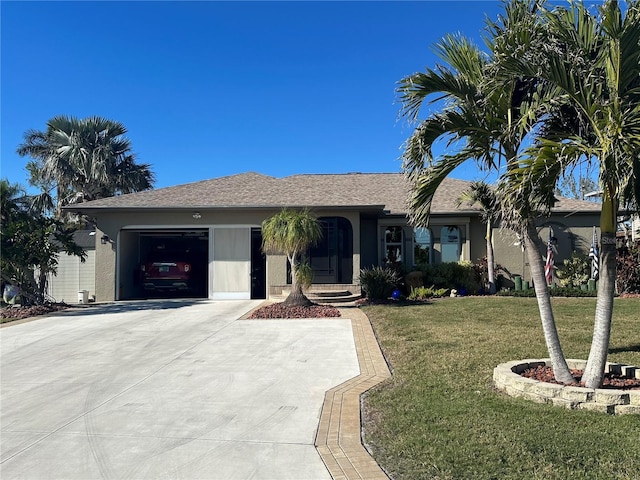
435, 288, 449, 297
408, 286, 449, 300
404, 271, 424, 292
496, 287, 598, 297
555, 251, 590, 288
420, 261, 481, 294
360, 266, 400, 300
408, 286, 434, 300
472, 256, 506, 293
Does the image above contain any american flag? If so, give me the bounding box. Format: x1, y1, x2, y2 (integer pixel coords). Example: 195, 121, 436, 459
589, 227, 599, 280
545, 228, 554, 285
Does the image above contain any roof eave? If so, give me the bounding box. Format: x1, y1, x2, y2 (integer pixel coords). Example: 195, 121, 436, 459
64, 204, 390, 213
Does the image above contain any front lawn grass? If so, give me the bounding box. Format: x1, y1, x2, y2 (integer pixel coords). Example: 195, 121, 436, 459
362, 297, 640, 480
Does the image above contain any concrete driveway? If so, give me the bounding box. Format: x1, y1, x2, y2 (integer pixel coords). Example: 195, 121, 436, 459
0, 300, 360, 479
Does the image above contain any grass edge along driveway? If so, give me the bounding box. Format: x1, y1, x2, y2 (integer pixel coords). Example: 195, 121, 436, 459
361, 297, 640, 480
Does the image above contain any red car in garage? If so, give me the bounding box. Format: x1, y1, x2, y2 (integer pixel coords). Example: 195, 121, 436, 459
141, 258, 192, 291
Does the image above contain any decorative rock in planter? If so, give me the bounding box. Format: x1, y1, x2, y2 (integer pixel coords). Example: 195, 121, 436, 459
493, 359, 640, 415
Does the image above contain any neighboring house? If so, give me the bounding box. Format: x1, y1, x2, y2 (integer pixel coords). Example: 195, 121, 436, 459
46, 229, 96, 303
65, 172, 601, 302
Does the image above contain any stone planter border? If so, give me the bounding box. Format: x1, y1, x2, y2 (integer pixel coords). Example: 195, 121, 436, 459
493, 359, 640, 415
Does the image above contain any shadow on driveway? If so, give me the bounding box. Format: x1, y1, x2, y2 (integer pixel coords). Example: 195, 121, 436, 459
56, 299, 205, 318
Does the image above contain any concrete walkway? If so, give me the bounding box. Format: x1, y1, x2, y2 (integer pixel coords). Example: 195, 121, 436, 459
0, 300, 361, 479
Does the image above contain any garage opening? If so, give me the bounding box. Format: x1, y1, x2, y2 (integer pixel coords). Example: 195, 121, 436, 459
119, 229, 209, 300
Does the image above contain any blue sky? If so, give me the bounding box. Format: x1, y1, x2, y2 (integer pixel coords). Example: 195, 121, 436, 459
2, 1, 505, 192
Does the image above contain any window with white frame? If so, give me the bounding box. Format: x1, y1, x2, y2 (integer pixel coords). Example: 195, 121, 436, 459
441, 226, 461, 262
414, 227, 432, 265
384, 226, 403, 265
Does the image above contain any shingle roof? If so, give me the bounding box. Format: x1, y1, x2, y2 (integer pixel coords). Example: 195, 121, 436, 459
73, 229, 97, 249
51, 229, 96, 249
66, 172, 601, 216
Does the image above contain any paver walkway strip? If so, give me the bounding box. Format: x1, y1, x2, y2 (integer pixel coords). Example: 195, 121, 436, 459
315, 307, 391, 480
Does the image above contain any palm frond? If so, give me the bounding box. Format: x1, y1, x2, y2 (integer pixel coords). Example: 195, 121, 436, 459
456, 181, 499, 223
16, 115, 156, 215
406, 154, 469, 227
261, 209, 322, 257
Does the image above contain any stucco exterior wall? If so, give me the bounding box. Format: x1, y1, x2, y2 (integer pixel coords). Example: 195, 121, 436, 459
90, 206, 600, 300
93, 208, 362, 301
468, 217, 487, 263
492, 213, 601, 287
95, 227, 117, 302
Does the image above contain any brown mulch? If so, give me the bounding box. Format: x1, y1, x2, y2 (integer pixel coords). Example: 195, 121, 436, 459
522, 365, 640, 390
1, 303, 71, 321
248, 303, 341, 319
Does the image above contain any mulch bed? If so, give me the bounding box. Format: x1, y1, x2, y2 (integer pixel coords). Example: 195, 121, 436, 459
248, 303, 341, 319
1, 303, 71, 321
522, 365, 640, 390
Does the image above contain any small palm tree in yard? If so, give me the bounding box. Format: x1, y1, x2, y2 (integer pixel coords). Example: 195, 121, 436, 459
457, 181, 499, 294
261, 208, 322, 307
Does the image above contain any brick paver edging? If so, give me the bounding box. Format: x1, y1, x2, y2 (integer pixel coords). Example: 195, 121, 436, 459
493, 359, 640, 414
315, 308, 391, 480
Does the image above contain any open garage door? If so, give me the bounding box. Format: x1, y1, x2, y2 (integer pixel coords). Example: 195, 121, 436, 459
119, 229, 209, 300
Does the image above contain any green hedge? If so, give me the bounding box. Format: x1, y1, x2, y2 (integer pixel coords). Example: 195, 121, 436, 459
418, 261, 481, 294
497, 286, 598, 297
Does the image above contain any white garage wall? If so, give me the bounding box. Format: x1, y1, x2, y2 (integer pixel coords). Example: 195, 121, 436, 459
47, 250, 96, 303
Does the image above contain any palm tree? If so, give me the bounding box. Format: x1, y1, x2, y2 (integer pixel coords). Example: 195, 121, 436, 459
457, 181, 499, 294
261, 209, 323, 307
0, 179, 28, 224
398, 0, 575, 383
497, 163, 580, 385
17, 115, 155, 217
496, 0, 640, 387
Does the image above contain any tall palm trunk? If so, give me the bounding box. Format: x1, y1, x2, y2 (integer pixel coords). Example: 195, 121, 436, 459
582, 193, 617, 388
524, 220, 574, 384
486, 222, 496, 294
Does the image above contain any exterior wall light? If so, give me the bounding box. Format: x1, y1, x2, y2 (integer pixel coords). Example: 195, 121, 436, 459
101, 235, 110, 245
